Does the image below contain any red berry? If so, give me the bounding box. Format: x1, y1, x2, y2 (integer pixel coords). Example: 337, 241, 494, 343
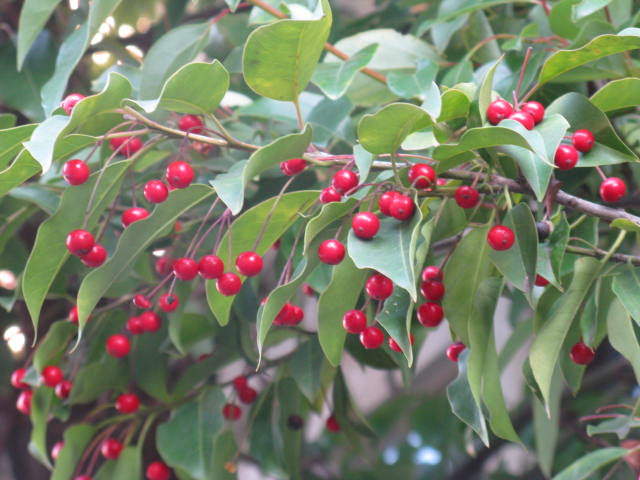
319, 186, 342, 204
116, 393, 140, 414
106, 334, 131, 358
61, 93, 85, 115
486, 99, 513, 125
55, 380, 72, 399
11, 368, 28, 389
66, 229, 94, 256
68, 306, 91, 324
126, 316, 144, 335
417, 302, 444, 327
238, 386, 258, 404
378, 191, 399, 216
554, 145, 578, 170
222, 403, 241, 421
146, 461, 171, 480
421, 266, 443, 282
41, 366, 64, 388
139, 311, 162, 332
326, 415, 341, 432
198, 255, 224, 279
534, 275, 549, 287
570, 341, 595, 365
487, 225, 515, 251
122, 207, 149, 228
446, 341, 466, 362
351, 212, 380, 239
155, 257, 173, 275
109, 136, 142, 157
360, 325, 384, 349
365, 273, 393, 300
521, 101, 545, 124
133, 294, 150, 309
143, 180, 169, 203
75, 476, 93, 480
572, 129, 595, 153
165, 161, 194, 189
178, 114, 204, 133
80, 243, 107, 268
388, 333, 415, 353
289, 305, 304, 326
63, 159, 90, 186
235, 251, 264, 277
331, 169, 358, 193
232, 375, 248, 391
421, 280, 445, 302
342, 310, 367, 334
317, 239, 345, 265
508, 111, 535, 130
280, 158, 307, 176
408, 163, 436, 189
389, 194, 415, 220
599, 177, 626, 203
16, 390, 32, 415
173, 257, 199, 281
455, 185, 480, 209
174, 220, 182, 232
101, 438, 123, 460
216, 272, 242, 296
302, 283, 314, 296
274, 303, 295, 326
159, 293, 180, 312
51, 441, 64, 461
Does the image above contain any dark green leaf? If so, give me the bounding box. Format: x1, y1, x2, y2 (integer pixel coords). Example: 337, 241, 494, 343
378, 288, 414, 365
288, 338, 335, 404
51, 424, 97, 480
28, 387, 54, 468
612, 265, 640, 327
607, 299, 640, 383
33, 321, 76, 371
552, 447, 629, 480
533, 367, 563, 477
94, 447, 141, 480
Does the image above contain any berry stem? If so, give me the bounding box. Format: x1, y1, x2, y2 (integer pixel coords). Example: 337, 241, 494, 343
185, 197, 221, 257
513, 47, 533, 108
595, 165, 608, 181
129, 169, 137, 207
292, 97, 305, 130
146, 273, 174, 299
95, 192, 121, 243
251, 175, 297, 251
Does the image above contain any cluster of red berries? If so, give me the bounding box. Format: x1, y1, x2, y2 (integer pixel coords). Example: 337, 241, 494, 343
487, 99, 544, 130
11, 364, 72, 416
66, 229, 107, 267
416, 266, 445, 328
221, 375, 258, 421
554, 129, 594, 170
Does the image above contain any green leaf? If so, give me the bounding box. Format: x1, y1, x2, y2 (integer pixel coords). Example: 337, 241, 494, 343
533, 367, 563, 477
16, 0, 63, 70
377, 288, 414, 365
538, 28, 640, 85
243, 0, 332, 101
357, 103, 432, 154
288, 338, 335, 404
591, 77, 640, 112
0, 124, 36, 169
33, 321, 77, 371
211, 125, 312, 214
23, 160, 130, 332
611, 218, 640, 234
303, 197, 358, 254
353, 144, 374, 183
529, 257, 601, 409
51, 424, 97, 480
133, 329, 171, 402
607, 299, 640, 383
552, 447, 629, 480
477, 55, 504, 125
169, 313, 215, 355
572, 0, 614, 20
612, 266, 640, 327
317, 255, 368, 366
0, 151, 41, 198
127, 61, 229, 115
312, 44, 378, 100
438, 87, 472, 122
442, 226, 492, 344
77, 185, 214, 329
275, 377, 307, 477
224, 0, 242, 11
70, 358, 128, 404
139, 23, 212, 100
29, 387, 54, 468
94, 447, 141, 480
387, 59, 438, 100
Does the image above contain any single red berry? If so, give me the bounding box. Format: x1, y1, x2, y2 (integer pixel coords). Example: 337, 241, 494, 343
165, 161, 194, 189
317, 239, 345, 265
16, 390, 33, 415
599, 177, 626, 203
378, 191, 399, 216
487, 225, 515, 251
365, 273, 393, 300
75, 476, 93, 480
51, 441, 64, 461
421, 266, 443, 282
178, 114, 204, 133
133, 294, 150, 309
140, 311, 162, 332
572, 129, 595, 153
319, 186, 342, 204
389, 194, 415, 221
437, 178, 448, 186
534, 275, 549, 287
388, 333, 415, 353
126, 316, 144, 335
521, 101, 545, 124
122, 207, 149, 228
222, 403, 241, 421
101, 438, 123, 460
198, 255, 224, 279
41, 366, 64, 388
238, 386, 258, 404
232, 375, 248, 391
106, 334, 131, 358
274, 303, 294, 326
331, 169, 358, 193
360, 325, 384, 349
173, 257, 199, 281
216, 273, 242, 296
272, 239, 281, 250
235, 251, 264, 277
280, 158, 307, 176
446, 341, 466, 362
155, 257, 173, 275
66, 229, 95, 256
143, 180, 169, 204
67, 306, 91, 324
570, 341, 595, 365
55, 380, 72, 399
351, 212, 380, 239
554, 145, 579, 170
421, 280, 445, 302
408, 163, 436, 189
61, 93, 85, 115
62, 159, 90, 186
342, 310, 367, 334
116, 393, 140, 414
109, 136, 142, 157
326, 415, 341, 432
302, 283, 314, 296
159, 293, 180, 312
146, 461, 171, 480
80, 243, 107, 268
508, 111, 535, 130
289, 305, 304, 326
486, 99, 513, 125
174, 220, 182, 233
11, 368, 29, 389
455, 185, 480, 209
417, 302, 444, 327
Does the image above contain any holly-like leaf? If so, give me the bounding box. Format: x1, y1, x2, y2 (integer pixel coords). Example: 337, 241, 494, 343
313, 44, 378, 100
